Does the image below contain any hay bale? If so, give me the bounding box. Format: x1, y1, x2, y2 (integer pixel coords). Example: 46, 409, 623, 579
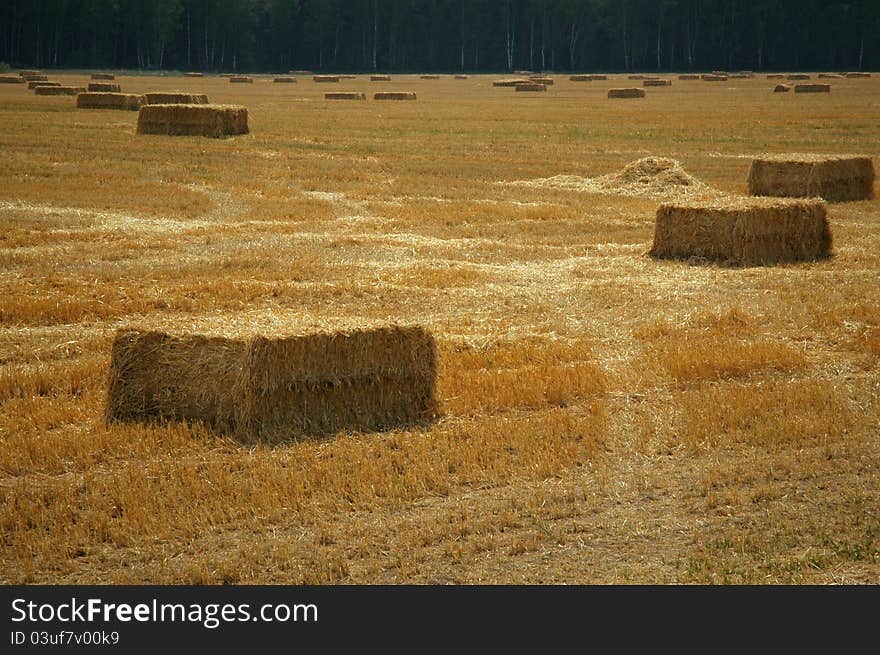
28, 81, 61, 89
454, 75, 469, 79
795, 83, 830, 93
587, 74, 607, 80
313, 75, 340, 83
515, 82, 547, 92
774, 84, 792, 93
229, 76, 253, 83
91, 73, 115, 80
325, 92, 367, 100
88, 82, 121, 92
136, 104, 249, 138
18, 70, 41, 77
818, 73, 844, 79
747, 154, 874, 202
787, 73, 810, 80
569, 74, 592, 81
649, 197, 832, 265
701, 74, 728, 81
678, 74, 700, 80
143, 92, 209, 105
77, 92, 144, 111
0, 75, 25, 84
371, 75, 392, 81
34, 86, 85, 96
273, 77, 297, 83
846, 72, 871, 78
420, 74, 440, 79
22, 74, 48, 82
493, 78, 529, 87
184, 72, 204, 78
729, 73, 753, 79
103, 325, 438, 439
644, 79, 672, 86
374, 91, 417, 100
529, 76, 554, 85
339, 75, 357, 79
767, 74, 786, 79
608, 88, 646, 98
628, 74, 650, 80
290, 70, 314, 75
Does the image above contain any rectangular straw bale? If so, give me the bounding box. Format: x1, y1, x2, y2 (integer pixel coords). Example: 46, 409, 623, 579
374, 91, 417, 100
493, 78, 529, 87
818, 73, 844, 79
22, 74, 49, 82
88, 82, 121, 92
28, 81, 62, 89
91, 73, 115, 80
18, 70, 41, 77
143, 92, 209, 105
748, 154, 874, 202
529, 76, 554, 84
794, 83, 830, 93
314, 75, 340, 82
77, 92, 144, 111
678, 74, 700, 80
773, 84, 791, 93
0, 75, 25, 84
587, 75, 607, 80
701, 74, 728, 81
569, 74, 592, 81
608, 87, 646, 98
34, 86, 85, 95
229, 76, 253, 83
371, 75, 392, 81
136, 104, 249, 138
846, 72, 871, 78
339, 75, 357, 79
104, 325, 438, 440
515, 82, 547, 92
644, 79, 672, 86
273, 77, 297, 83
649, 197, 832, 266
767, 74, 786, 79
184, 72, 204, 77
325, 92, 367, 100
420, 75, 440, 79
454, 75, 469, 79
787, 73, 810, 80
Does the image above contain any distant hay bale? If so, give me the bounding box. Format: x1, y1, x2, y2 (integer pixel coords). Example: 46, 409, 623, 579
767, 74, 786, 79
569, 74, 592, 81
454, 75, 469, 79
420, 74, 440, 79
273, 77, 297, 83
374, 91, 417, 100
136, 104, 249, 138
371, 75, 391, 81
103, 325, 438, 440
339, 75, 357, 79
628, 75, 650, 80
290, 70, 314, 75
787, 74, 810, 80
219, 73, 235, 78
325, 92, 366, 100
818, 73, 844, 79
529, 76, 554, 84
313, 75, 340, 83
729, 73, 752, 79
678, 74, 700, 80
515, 83, 547, 92
34, 86, 85, 96
649, 197, 832, 265
587, 74, 607, 80
711, 70, 729, 76
18, 70, 41, 77
87, 82, 121, 92
774, 84, 792, 93
608, 88, 646, 98
29, 81, 61, 89
184, 72, 204, 78
794, 83, 830, 93
846, 72, 871, 78
493, 78, 529, 87
77, 93, 144, 111
644, 79, 672, 86
229, 76, 253, 83
0, 75, 25, 84
22, 74, 48, 82
91, 73, 115, 80
748, 154, 875, 202
143, 92, 209, 105
701, 74, 728, 81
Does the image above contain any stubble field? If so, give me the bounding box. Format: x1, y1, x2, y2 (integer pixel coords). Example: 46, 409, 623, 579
0, 71, 878, 584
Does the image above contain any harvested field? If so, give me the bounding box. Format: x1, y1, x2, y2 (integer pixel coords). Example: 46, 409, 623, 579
1, 71, 879, 586
325, 92, 367, 100
136, 103, 248, 138
143, 92, 209, 105
748, 154, 875, 202
87, 82, 122, 92
374, 91, 417, 100
77, 92, 144, 111
608, 88, 646, 98
795, 84, 831, 93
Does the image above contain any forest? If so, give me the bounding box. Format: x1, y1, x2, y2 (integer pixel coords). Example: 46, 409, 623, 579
2, 1, 878, 74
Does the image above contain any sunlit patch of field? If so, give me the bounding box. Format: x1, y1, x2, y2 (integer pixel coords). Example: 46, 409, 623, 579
0, 72, 878, 583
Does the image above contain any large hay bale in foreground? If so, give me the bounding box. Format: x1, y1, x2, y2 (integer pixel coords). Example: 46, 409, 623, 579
794, 83, 830, 93
92, 73, 115, 80
325, 92, 367, 100
88, 82, 121, 92
644, 79, 672, 86
371, 75, 392, 81
774, 84, 791, 93
136, 104, 248, 138
104, 326, 438, 439
77, 92, 144, 111
0, 75, 25, 84
374, 91, 417, 100
515, 83, 547, 92
650, 198, 832, 266
273, 77, 297, 83
143, 92, 209, 105
313, 75, 340, 83
229, 76, 253, 83
493, 78, 529, 87
608, 88, 646, 98
34, 86, 85, 96
748, 154, 875, 202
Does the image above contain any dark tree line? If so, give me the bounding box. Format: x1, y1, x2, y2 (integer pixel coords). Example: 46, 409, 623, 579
2, 1, 878, 73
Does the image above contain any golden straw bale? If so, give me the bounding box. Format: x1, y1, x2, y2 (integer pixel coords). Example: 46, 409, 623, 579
88, 82, 121, 92
273, 77, 297, 83
313, 75, 340, 82
515, 83, 547, 92
787, 73, 810, 80
374, 91, 417, 100
325, 92, 367, 100
0, 75, 25, 84
34, 86, 85, 95
22, 74, 48, 82
678, 74, 700, 80
794, 83, 830, 93
77, 92, 144, 111
143, 92, 209, 104
136, 104, 249, 138
339, 75, 357, 79
18, 69, 41, 77
103, 325, 438, 440
818, 73, 844, 79
748, 154, 875, 202
229, 76, 253, 83
454, 75, 469, 79
493, 78, 530, 87
529, 76, 554, 84
846, 72, 871, 78
569, 74, 592, 81
371, 75, 392, 81
628, 74, 650, 80
184, 72, 204, 77
420, 74, 440, 79
701, 74, 728, 81
91, 72, 115, 80
608, 88, 646, 98
644, 79, 672, 86
773, 84, 791, 93
28, 81, 62, 89
650, 197, 832, 266
587, 74, 607, 80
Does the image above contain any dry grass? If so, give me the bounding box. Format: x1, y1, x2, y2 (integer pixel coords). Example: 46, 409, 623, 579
0, 72, 878, 584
